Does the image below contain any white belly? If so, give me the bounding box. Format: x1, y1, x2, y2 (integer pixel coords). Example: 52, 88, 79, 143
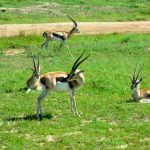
52, 36, 63, 42
139, 98, 150, 103
54, 81, 70, 92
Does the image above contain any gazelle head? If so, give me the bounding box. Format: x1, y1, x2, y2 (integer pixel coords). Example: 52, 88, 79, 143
67, 51, 90, 81
130, 65, 143, 89
30, 52, 40, 79
68, 15, 80, 33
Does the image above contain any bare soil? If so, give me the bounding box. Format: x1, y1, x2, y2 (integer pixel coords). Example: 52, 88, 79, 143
0, 21, 150, 38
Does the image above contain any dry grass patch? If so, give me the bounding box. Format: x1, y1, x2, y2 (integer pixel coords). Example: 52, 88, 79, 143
4, 48, 25, 56
63, 131, 82, 137
45, 135, 55, 142
116, 144, 128, 149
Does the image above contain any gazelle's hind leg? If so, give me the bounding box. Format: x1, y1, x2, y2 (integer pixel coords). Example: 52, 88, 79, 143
58, 42, 63, 51
36, 86, 51, 120
41, 39, 53, 59
69, 90, 80, 117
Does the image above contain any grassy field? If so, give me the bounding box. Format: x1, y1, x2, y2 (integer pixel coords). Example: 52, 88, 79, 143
0, 0, 150, 24
0, 33, 150, 149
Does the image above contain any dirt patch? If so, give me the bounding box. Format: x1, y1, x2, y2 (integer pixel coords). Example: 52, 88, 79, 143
4, 48, 25, 56
0, 2, 64, 14
0, 21, 150, 38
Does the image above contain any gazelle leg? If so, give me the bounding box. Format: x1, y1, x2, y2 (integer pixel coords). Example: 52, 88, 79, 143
41, 41, 47, 48
69, 90, 80, 117
58, 42, 63, 51
26, 88, 32, 93
63, 41, 73, 57
69, 92, 75, 115
41, 39, 50, 49
36, 87, 51, 120
41, 40, 52, 58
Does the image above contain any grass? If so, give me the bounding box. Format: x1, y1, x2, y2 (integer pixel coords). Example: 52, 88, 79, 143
0, 0, 150, 24
0, 33, 150, 149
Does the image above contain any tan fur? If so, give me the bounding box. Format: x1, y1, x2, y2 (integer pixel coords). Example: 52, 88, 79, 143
36, 70, 85, 120
26, 75, 41, 90
41, 27, 79, 49
132, 83, 150, 101
69, 71, 84, 89
41, 71, 84, 90
140, 88, 150, 98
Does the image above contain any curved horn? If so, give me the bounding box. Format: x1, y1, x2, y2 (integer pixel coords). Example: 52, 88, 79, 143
29, 49, 36, 69
133, 64, 137, 80
37, 58, 40, 69
73, 54, 90, 71
67, 15, 77, 27
70, 51, 90, 75
71, 50, 85, 72
136, 65, 144, 80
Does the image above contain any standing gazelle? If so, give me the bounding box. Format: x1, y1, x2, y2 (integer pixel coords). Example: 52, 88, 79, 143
130, 65, 150, 103
36, 51, 90, 120
41, 16, 80, 56
26, 52, 41, 93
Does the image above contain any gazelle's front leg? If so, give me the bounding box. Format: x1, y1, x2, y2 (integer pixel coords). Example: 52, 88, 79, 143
63, 41, 73, 57
69, 90, 80, 117
26, 88, 32, 93
36, 87, 51, 120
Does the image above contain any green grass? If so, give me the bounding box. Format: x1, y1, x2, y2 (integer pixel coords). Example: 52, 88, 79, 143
0, 33, 150, 149
0, 0, 150, 24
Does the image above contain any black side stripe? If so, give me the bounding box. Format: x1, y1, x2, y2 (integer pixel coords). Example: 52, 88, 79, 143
68, 82, 73, 88
52, 33, 65, 40
56, 77, 73, 88
56, 77, 67, 82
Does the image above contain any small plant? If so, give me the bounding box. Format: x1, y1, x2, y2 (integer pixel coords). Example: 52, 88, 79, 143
121, 36, 130, 43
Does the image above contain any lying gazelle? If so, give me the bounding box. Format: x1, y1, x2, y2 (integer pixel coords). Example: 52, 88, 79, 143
41, 16, 80, 56
36, 51, 89, 120
130, 65, 150, 103
26, 52, 41, 93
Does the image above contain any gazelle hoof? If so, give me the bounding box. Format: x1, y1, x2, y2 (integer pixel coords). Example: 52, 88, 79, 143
76, 112, 82, 117
36, 114, 43, 121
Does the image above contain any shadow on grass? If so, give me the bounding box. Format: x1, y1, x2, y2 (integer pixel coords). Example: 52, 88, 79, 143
18, 87, 27, 92
126, 98, 136, 103
4, 114, 52, 122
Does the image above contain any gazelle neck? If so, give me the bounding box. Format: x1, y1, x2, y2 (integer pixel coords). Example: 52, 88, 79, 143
70, 72, 84, 90
132, 84, 140, 101
30, 74, 40, 86
67, 27, 76, 39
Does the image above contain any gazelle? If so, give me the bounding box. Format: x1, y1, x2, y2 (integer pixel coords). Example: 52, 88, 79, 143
26, 53, 41, 93
130, 65, 150, 103
41, 16, 80, 56
36, 51, 90, 120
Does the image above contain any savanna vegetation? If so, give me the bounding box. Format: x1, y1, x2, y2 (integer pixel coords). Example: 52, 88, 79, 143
0, 0, 150, 149
0, 33, 150, 149
0, 0, 150, 24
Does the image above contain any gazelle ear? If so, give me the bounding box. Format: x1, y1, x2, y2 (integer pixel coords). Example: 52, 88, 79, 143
79, 70, 85, 73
